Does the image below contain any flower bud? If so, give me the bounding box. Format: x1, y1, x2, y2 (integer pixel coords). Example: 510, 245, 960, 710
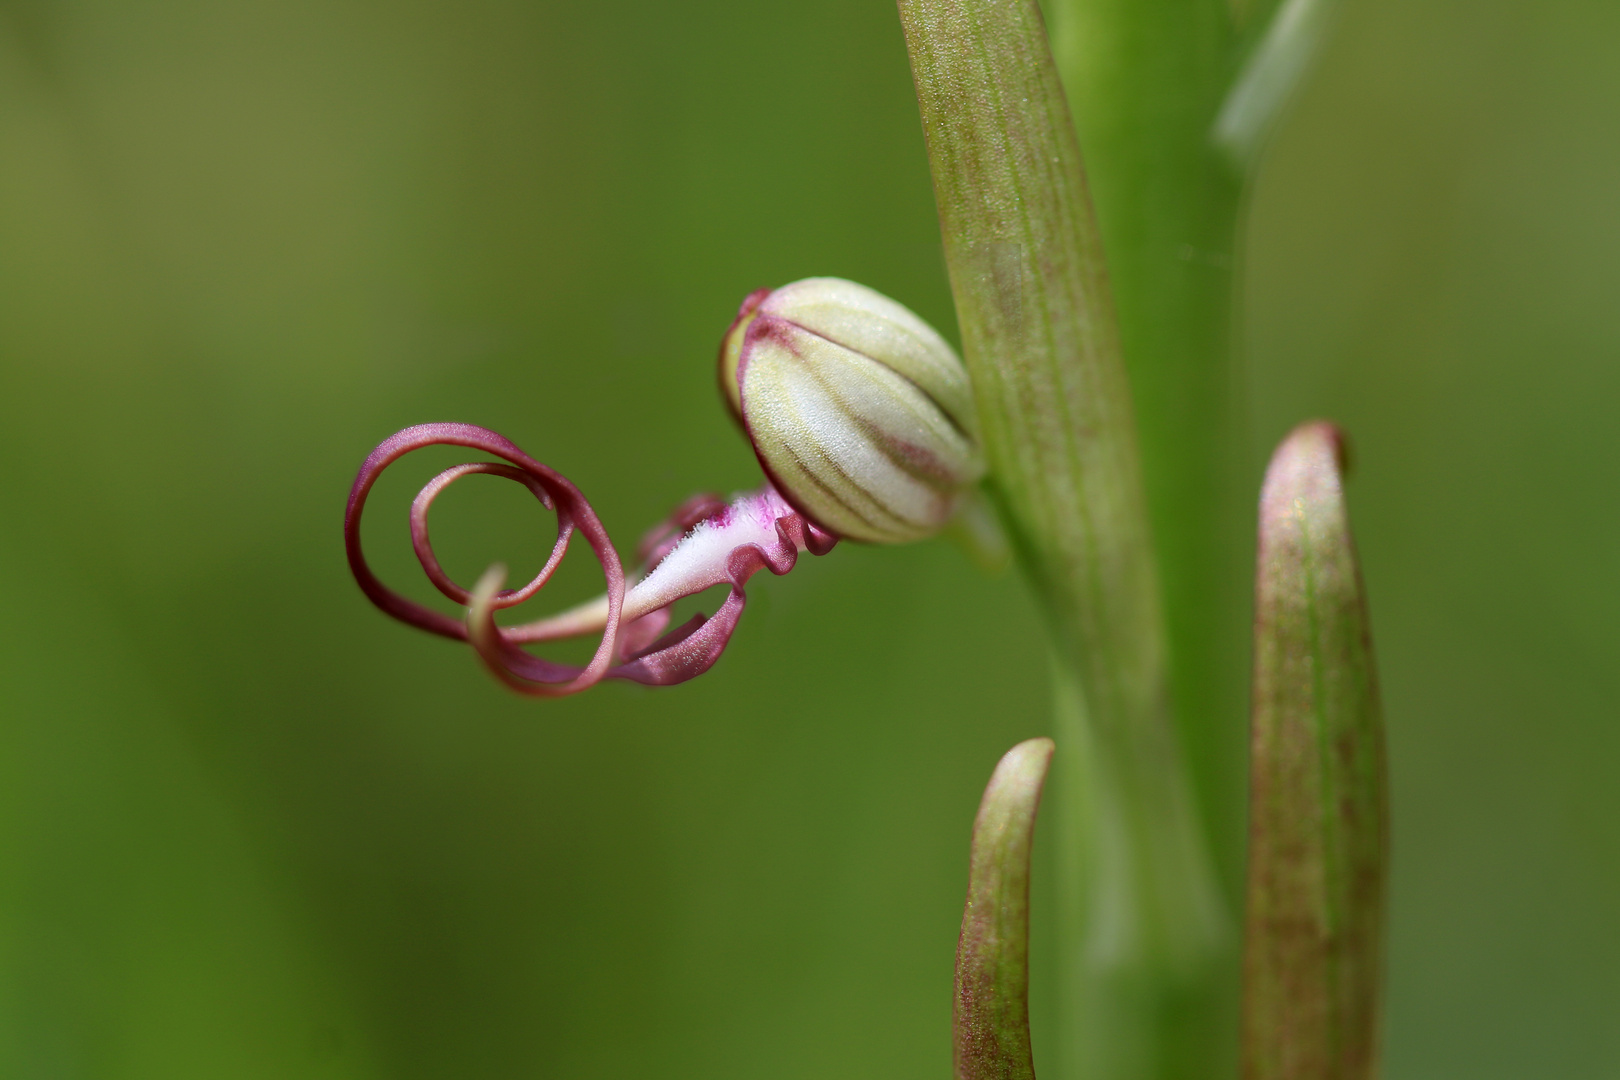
717, 277, 983, 544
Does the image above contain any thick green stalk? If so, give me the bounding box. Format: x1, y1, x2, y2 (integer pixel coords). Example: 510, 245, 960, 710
896, 3, 1226, 1078
1244, 422, 1387, 1079
955, 738, 1055, 1080
1042, 0, 1247, 906
1040, 2, 1341, 1072
1043, 0, 1342, 896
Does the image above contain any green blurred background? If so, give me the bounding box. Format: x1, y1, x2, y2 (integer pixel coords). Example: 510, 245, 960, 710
1, 0, 1616, 1076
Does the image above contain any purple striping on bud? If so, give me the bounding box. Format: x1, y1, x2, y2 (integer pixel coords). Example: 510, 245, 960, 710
718, 278, 983, 544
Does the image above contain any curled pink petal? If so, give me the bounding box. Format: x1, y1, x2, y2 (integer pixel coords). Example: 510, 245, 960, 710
616, 607, 674, 661
464, 566, 614, 696
344, 423, 623, 694
610, 588, 748, 686
410, 462, 569, 607
345, 422, 838, 695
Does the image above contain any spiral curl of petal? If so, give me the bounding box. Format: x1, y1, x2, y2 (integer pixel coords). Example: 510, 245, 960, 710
344, 422, 837, 696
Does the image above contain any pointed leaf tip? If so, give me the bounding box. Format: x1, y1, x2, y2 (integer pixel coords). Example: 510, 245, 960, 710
1244, 421, 1387, 1080
955, 737, 1054, 1080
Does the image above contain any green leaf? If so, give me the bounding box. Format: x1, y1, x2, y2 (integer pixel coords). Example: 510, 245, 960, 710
1243, 421, 1387, 1080
897, 0, 1147, 661
955, 738, 1055, 1080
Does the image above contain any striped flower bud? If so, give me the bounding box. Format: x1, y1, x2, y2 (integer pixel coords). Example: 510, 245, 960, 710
717, 277, 983, 544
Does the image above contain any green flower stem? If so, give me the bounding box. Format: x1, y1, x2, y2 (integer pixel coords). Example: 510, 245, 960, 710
896, 2, 1227, 1077
955, 738, 1055, 1080
1244, 423, 1387, 1080
1048, 660, 1228, 1080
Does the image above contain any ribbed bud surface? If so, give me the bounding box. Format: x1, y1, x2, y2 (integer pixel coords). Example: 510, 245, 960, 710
719, 278, 982, 543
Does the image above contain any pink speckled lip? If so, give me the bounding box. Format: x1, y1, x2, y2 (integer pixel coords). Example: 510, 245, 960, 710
344, 421, 836, 696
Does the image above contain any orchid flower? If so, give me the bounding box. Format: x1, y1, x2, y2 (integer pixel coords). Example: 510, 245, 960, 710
344, 278, 982, 696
